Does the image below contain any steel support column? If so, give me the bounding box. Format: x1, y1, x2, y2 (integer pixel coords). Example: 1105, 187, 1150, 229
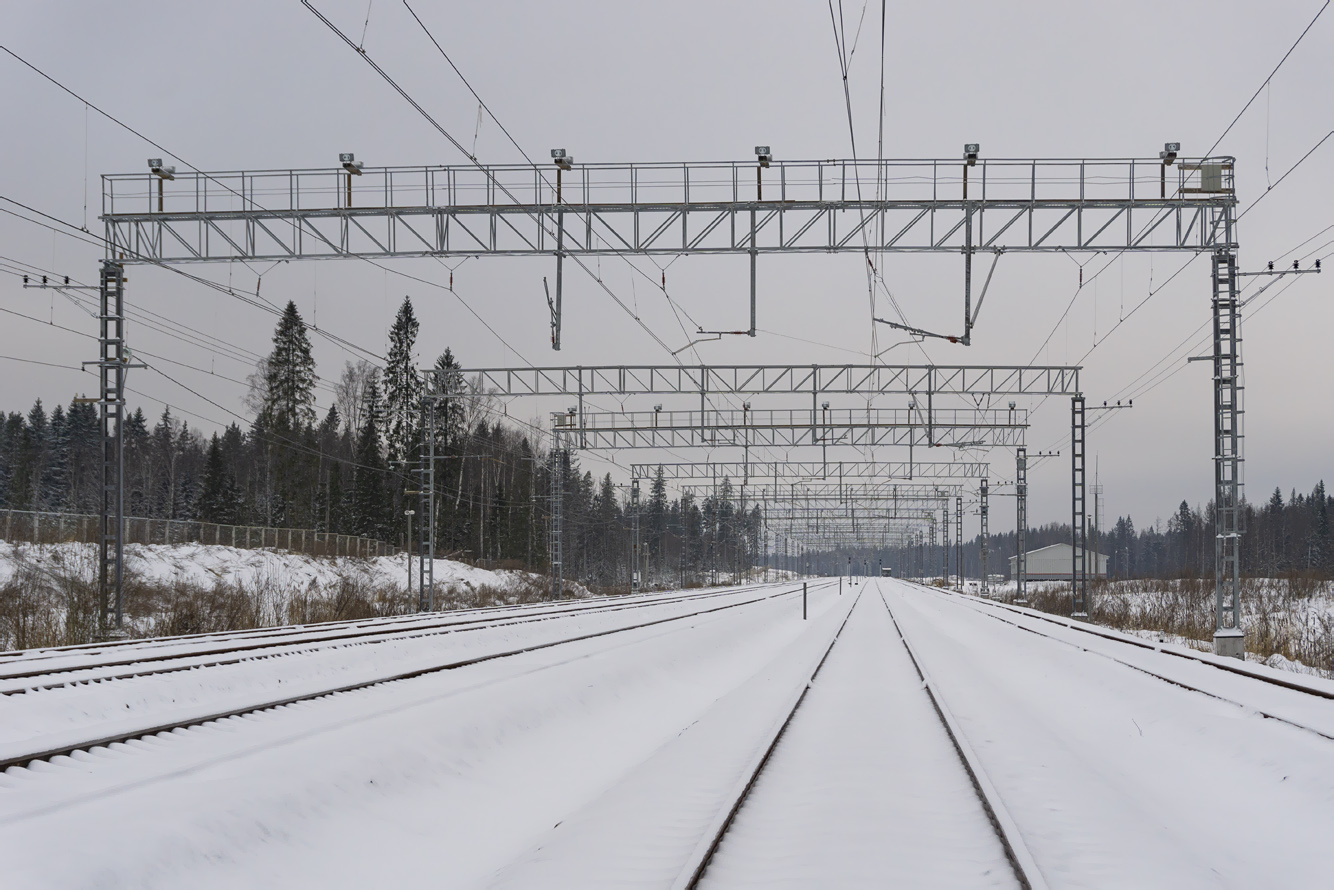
749, 208, 757, 336
549, 440, 565, 599
1212, 248, 1245, 657
426, 399, 436, 610
955, 496, 963, 590
98, 261, 127, 634
418, 400, 430, 612
979, 478, 989, 596
630, 478, 641, 592
1071, 396, 1088, 618
929, 520, 937, 580
941, 499, 950, 580
1015, 446, 1028, 605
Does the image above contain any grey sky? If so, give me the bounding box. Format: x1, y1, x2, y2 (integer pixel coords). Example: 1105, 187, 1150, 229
2, 0, 1331, 536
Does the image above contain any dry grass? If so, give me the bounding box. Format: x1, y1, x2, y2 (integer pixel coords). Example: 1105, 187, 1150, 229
1008, 575, 1334, 676
0, 543, 560, 650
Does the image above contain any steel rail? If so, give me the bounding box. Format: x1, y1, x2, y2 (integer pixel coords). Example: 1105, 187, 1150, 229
916, 586, 1334, 744
675, 587, 859, 890
0, 584, 786, 693
878, 585, 1047, 890
0, 583, 725, 662
940, 588, 1334, 701
0, 582, 832, 773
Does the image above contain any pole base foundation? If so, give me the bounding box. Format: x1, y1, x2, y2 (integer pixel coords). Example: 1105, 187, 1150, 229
1213, 628, 1245, 659
1070, 611, 1090, 622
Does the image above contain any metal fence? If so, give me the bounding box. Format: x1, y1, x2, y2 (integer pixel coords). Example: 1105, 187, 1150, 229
0, 509, 397, 558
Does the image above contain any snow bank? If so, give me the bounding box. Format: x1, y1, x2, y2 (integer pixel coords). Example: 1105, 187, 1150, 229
0, 540, 582, 599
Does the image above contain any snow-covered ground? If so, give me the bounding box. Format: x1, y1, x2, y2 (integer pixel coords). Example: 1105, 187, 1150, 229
963, 577, 1334, 678
0, 581, 842, 888
3, 578, 1333, 887
0, 540, 570, 599
886, 583, 1334, 888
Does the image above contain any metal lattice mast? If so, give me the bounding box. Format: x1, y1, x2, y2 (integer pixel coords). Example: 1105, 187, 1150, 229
549, 436, 565, 599
955, 496, 963, 590
928, 519, 937, 579
979, 478, 989, 596
1015, 447, 1028, 605
98, 260, 127, 633
941, 497, 950, 580
1071, 396, 1088, 618
1213, 248, 1245, 654
426, 399, 436, 610
417, 449, 430, 611
630, 478, 641, 592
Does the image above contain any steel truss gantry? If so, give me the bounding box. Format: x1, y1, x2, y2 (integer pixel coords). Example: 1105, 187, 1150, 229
553, 407, 1026, 450
102, 155, 1234, 349
99, 152, 1244, 652
443, 362, 1072, 597
681, 482, 964, 502
103, 157, 1235, 265
464, 364, 1079, 399
630, 460, 989, 481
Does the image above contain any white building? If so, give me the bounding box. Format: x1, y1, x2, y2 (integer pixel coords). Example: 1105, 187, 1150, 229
1008, 542, 1107, 581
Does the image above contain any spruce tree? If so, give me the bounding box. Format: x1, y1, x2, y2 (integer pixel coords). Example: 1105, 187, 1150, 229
350, 373, 391, 539
0, 412, 17, 508
13, 401, 48, 511
41, 403, 69, 511
197, 434, 241, 525
65, 400, 100, 513
261, 301, 318, 431
384, 296, 421, 464
647, 466, 667, 572
431, 348, 467, 451
326, 460, 346, 534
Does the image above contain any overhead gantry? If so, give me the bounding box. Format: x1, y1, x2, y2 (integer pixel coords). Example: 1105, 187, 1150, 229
98, 150, 1244, 654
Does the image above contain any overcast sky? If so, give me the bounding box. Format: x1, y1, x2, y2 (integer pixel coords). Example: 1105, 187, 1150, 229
2, 0, 1331, 536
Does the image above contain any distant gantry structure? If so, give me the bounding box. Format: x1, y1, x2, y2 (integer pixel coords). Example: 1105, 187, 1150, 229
96, 149, 1245, 655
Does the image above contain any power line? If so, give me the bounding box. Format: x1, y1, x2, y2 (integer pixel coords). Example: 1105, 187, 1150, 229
304, 2, 788, 474
0, 355, 85, 372
1198, 0, 1329, 161
0, 47, 390, 364
1024, 4, 1329, 369
302, 0, 707, 365
0, 191, 385, 364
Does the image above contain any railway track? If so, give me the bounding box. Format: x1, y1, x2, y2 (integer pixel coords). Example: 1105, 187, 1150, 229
676, 581, 1043, 890
1, 581, 830, 773
0, 583, 788, 694
942, 587, 1334, 699
0, 582, 766, 665
925, 585, 1334, 742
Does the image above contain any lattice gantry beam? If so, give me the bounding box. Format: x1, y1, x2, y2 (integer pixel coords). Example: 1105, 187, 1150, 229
103, 157, 1236, 263
678, 483, 964, 500
456, 365, 1079, 398
552, 407, 1025, 450
630, 461, 989, 481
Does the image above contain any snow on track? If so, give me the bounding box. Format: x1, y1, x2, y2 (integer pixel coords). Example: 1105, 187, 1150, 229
0, 582, 840, 889
0, 584, 802, 769
698, 588, 1018, 888
884, 579, 1334, 888
486, 586, 855, 888
5, 576, 1331, 888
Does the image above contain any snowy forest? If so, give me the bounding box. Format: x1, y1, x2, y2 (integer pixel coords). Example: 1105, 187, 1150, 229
2, 296, 1331, 585
0, 297, 762, 590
